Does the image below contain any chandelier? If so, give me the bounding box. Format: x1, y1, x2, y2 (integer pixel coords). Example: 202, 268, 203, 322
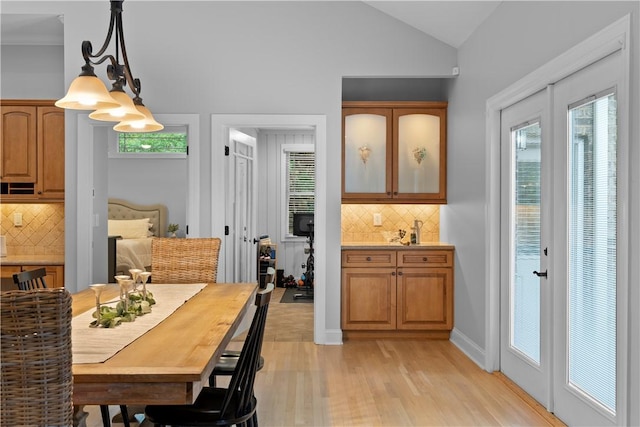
56, 0, 163, 132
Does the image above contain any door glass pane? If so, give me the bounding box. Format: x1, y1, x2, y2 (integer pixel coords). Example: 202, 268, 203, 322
397, 114, 440, 193
511, 122, 541, 364
344, 114, 386, 193
568, 93, 616, 413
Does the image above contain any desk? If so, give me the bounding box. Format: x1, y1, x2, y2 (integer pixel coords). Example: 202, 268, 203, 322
72, 283, 256, 426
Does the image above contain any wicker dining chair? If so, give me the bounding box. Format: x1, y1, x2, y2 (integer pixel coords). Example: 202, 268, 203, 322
11, 268, 130, 427
1, 288, 73, 427
151, 237, 222, 284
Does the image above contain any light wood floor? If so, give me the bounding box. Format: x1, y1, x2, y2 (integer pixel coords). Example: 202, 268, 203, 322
86, 287, 565, 426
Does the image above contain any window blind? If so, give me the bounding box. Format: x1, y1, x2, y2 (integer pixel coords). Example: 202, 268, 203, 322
287, 151, 315, 235
568, 93, 617, 412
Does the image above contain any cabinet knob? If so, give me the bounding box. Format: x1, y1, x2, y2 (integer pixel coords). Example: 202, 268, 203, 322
366, 257, 371, 261
423, 257, 428, 262
397, 271, 403, 276
386, 192, 391, 196
37, 191, 42, 194
393, 191, 398, 195
391, 271, 396, 276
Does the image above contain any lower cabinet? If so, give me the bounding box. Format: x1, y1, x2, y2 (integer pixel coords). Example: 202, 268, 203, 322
0, 264, 65, 289
341, 247, 453, 339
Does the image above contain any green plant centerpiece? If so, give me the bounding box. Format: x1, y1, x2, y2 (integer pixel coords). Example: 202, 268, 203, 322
90, 291, 156, 328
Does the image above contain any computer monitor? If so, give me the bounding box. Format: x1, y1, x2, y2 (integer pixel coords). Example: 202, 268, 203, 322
293, 212, 314, 237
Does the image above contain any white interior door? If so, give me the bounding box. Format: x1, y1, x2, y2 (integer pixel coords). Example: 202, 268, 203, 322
226, 130, 257, 283
500, 49, 626, 426
500, 89, 550, 406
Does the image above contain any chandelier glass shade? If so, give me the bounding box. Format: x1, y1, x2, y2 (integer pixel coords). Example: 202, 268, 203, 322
113, 104, 164, 132
55, 0, 163, 132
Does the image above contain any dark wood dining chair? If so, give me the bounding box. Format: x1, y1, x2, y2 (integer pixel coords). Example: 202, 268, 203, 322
12, 267, 48, 290
12, 268, 131, 427
1, 288, 74, 426
145, 283, 274, 427
208, 270, 273, 387
151, 237, 221, 284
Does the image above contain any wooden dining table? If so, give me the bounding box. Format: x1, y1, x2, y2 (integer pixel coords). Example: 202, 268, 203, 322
71, 282, 257, 427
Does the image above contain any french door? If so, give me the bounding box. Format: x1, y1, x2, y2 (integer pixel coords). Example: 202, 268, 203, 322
500, 50, 624, 425
500, 89, 550, 407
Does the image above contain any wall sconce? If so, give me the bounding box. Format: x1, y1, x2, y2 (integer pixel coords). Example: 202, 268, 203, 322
412, 146, 427, 165
55, 0, 163, 132
359, 145, 372, 165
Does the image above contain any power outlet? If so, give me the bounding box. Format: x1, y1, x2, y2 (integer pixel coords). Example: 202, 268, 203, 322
373, 213, 382, 226
13, 212, 23, 227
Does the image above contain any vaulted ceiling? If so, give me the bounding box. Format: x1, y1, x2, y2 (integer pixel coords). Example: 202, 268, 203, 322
1, 2, 501, 48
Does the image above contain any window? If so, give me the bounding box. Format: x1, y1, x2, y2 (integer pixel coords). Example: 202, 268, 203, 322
109, 125, 188, 159
282, 144, 315, 238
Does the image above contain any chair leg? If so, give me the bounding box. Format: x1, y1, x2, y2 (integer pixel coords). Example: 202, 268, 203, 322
120, 405, 131, 427
99, 405, 111, 427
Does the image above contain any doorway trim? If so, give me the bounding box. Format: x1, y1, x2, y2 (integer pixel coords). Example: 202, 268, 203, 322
211, 114, 328, 345
485, 13, 630, 420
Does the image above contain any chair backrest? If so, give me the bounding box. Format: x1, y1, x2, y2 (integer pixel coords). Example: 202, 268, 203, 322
1, 288, 73, 427
221, 283, 273, 418
12, 267, 48, 290
151, 237, 221, 284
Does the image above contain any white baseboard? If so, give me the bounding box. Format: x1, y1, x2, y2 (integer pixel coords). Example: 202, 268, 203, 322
318, 329, 343, 345
450, 327, 487, 371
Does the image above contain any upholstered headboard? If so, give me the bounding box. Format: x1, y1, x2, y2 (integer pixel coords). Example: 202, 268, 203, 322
108, 198, 168, 238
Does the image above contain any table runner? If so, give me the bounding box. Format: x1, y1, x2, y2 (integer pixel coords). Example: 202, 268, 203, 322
72, 283, 207, 364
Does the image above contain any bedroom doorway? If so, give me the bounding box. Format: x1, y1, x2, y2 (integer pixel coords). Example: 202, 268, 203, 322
77, 114, 200, 289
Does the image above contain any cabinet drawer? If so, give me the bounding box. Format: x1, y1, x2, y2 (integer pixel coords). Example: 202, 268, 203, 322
397, 250, 453, 267
342, 250, 396, 267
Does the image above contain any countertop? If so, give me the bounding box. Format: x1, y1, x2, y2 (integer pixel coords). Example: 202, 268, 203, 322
1, 254, 65, 266
341, 242, 454, 250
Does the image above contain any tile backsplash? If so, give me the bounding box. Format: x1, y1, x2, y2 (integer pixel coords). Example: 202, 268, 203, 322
341, 204, 439, 243
0, 204, 65, 256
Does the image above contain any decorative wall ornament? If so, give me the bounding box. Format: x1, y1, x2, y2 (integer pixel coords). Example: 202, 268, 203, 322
359, 145, 372, 165
412, 146, 427, 165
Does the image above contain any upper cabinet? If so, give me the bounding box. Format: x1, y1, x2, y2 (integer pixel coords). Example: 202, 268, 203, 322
1, 100, 65, 202
342, 101, 447, 204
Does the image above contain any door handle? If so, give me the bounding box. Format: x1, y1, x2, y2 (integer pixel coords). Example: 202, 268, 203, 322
533, 270, 547, 278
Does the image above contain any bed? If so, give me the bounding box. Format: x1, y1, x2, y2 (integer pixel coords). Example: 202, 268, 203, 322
107, 198, 168, 275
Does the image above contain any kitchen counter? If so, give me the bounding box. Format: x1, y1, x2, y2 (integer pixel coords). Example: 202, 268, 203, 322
341, 242, 454, 250
1, 254, 65, 266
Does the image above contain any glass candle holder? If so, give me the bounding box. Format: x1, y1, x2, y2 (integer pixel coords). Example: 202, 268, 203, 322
89, 284, 107, 323
129, 269, 143, 291
138, 271, 152, 299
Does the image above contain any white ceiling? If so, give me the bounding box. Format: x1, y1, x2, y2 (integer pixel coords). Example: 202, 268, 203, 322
1, 2, 501, 48
364, 1, 501, 48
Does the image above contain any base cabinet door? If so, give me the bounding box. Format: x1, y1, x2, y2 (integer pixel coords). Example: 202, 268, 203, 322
397, 267, 453, 330
341, 267, 396, 330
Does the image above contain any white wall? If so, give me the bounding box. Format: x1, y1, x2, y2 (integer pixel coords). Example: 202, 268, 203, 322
0, 45, 64, 99
444, 1, 639, 424
108, 158, 188, 236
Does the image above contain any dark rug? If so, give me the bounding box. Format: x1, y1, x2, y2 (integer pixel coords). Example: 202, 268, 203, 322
279, 286, 314, 303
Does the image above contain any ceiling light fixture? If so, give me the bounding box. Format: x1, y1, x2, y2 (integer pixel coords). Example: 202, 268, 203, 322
55, 0, 163, 132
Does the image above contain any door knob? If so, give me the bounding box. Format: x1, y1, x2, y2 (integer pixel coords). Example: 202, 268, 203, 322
533, 270, 548, 277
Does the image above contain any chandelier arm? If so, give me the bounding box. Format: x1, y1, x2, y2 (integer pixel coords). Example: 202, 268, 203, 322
115, 12, 141, 97
81, 5, 118, 64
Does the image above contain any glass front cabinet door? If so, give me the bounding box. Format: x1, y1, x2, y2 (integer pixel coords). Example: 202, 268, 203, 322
342, 101, 447, 204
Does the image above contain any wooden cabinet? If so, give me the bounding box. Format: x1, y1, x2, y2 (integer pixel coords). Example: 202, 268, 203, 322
341, 247, 453, 339
0, 265, 65, 289
1, 100, 65, 201
342, 101, 447, 204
